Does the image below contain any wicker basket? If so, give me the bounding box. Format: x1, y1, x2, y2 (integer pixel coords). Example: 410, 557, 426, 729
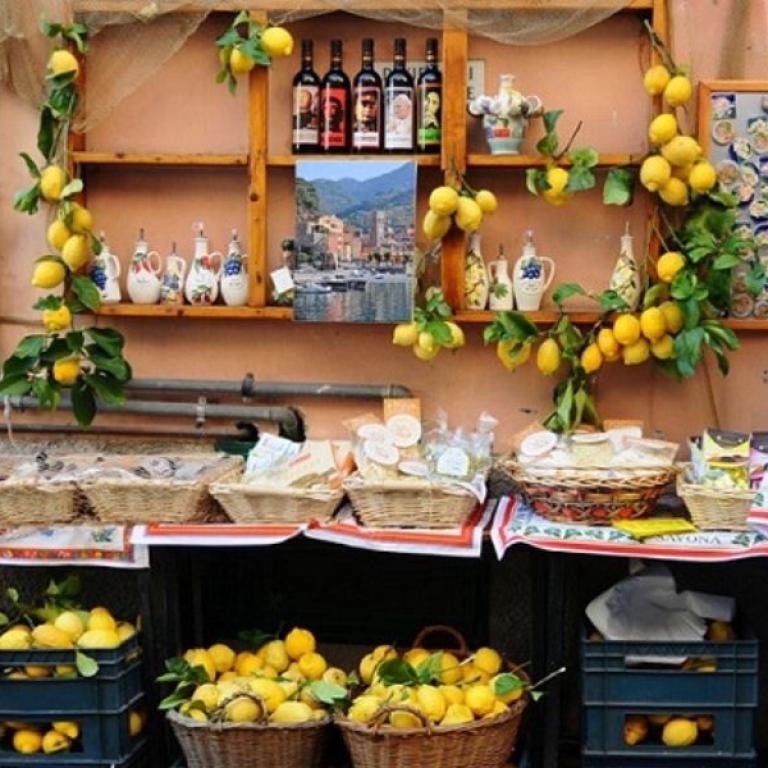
210, 482, 343, 524
168, 705, 330, 768
344, 477, 478, 529
677, 468, 754, 531
80, 454, 243, 525
503, 460, 677, 525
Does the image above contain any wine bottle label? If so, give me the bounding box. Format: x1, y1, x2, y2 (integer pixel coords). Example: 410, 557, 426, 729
293, 85, 319, 145
321, 87, 348, 148
352, 86, 381, 149
385, 86, 414, 149
418, 84, 442, 146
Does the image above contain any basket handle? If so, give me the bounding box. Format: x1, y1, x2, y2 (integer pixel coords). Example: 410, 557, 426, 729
209, 691, 269, 725
370, 704, 431, 735
412, 625, 469, 655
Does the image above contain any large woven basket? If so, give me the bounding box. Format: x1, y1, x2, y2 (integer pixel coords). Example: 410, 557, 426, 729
677, 468, 754, 531
210, 481, 343, 524
168, 707, 330, 768
344, 476, 478, 529
80, 454, 243, 525
503, 459, 677, 525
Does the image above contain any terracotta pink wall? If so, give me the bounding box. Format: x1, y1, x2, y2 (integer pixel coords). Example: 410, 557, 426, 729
1, 7, 767, 450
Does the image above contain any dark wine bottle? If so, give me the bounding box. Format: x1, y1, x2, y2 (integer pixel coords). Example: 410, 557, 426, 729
352, 38, 383, 153
417, 37, 442, 154
292, 40, 320, 154
384, 38, 415, 153
320, 39, 351, 153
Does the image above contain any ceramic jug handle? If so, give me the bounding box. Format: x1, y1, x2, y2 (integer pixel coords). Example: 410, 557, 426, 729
106, 253, 120, 279
147, 250, 162, 275
488, 262, 497, 280
209, 251, 223, 278
539, 257, 556, 291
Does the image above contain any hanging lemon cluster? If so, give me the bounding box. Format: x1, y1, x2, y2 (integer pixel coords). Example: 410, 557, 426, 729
423, 183, 498, 240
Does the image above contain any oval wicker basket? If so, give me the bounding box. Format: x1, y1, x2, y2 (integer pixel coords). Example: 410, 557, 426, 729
502, 459, 677, 525
677, 467, 754, 531
168, 705, 330, 768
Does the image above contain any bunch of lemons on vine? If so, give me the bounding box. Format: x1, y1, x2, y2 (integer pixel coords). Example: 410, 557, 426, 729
392, 289, 465, 361
423, 175, 498, 241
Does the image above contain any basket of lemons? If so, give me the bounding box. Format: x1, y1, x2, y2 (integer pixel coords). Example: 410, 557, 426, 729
159, 627, 347, 768
336, 626, 535, 768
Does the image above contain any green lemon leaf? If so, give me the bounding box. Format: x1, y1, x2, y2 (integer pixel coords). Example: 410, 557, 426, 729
525, 169, 544, 196
569, 147, 599, 168
0, 375, 33, 397
541, 109, 563, 134
15, 335, 47, 359
494, 673, 525, 697
71, 276, 101, 312
603, 167, 635, 206
71, 378, 96, 426
642, 283, 665, 309
60, 178, 84, 200
552, 282, 586, 306
536, 133, 559, 157
712, 252, 742, 270
87, 327, 125, 356
19, 152, 40, 179
13, 183, 41, 215
75, 651, 99, 678
309, 680, 347, 705
596, 289, 628, 312
376, 659, 419, 686
37, 105, 55, 160
82, 373, 126, 406
33, 295, 64, 311
564, 165, 596, 193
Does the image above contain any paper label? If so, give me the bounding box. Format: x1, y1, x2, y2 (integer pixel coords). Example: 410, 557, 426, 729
293, 85, 319, 145
436, 447, 470, 478
385, 86, 414, 149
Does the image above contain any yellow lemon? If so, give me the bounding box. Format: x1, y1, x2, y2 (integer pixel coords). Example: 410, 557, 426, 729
672, 162, 694, 182
25, 666, 51, 678
580, 342, 603, 374
43, 305, 72, 333
0, 628, 31, 650
662, 717, 698, 747
283, 662, 304, 682
444, 322, 465, 349
423, 210, 452, 240
659, 177, 690, 206
49, 49, 79, 78
322, 667, 347, 686
643, 64, 671, 95
657, 251, 685, 283
440, 703, 474, 726
225, 696, 262, 723
128, 711, 144, 736
417, 331, 438, 356
428, 185, 460, 216
689, 161, 717, 193
372, 645, 398, 663
416, 685, 446, 722
297, 652, 327, 680
437, 652, 463, 685
229, 47, 256, 74
260, 26, 294, 58
393, 322, 419, 346
270, 701, 314, 724
389, 710, 422, 729
454, 196, 483, 232
624, 715, 649, 746
31, 624, 73, 649
259, 640, 290, 673
612, 314, 641, 346
622, 338, 650, 365
640, 307, 667, 341
474, 647, 502, 676
61, 234, 89, 271
403, 648, 430, 669
659, 301, 683, 333
497, 339, 531, 372
235, 652, 262, 677
648, 113, 678, 145
14, 729, 42, 754
474, 189, 498, 214
640, 155, 672, 192
661, 135, 702, 167
543, 166, 570, 206
461, 663, 489, 685
348, 695, 383, 724
439, 685, 464, 705
664, 75, 693, 107
42, 729, 70, 754
191, 683, 219, 712
413, 342, 440, 361
47, 219, 72, 251
536, 338, 562, 375
52, 722, 79, 740
88, 609, 117, 632
648, 714, 671, 726
359, 653, 377, 684
207, 643, 235, 674
77, 629, 120, 649
183, 649, 216, 682
218, 670, 237, 682
491, 673, 525, 704
651, 334, 675, 359
185, 708, 208, 723
40, 165, 67, 201
484, 700, 509, 719
55, 665, 77, 677
52, 357, 81, 386
597, 328, 621, 361
70, 203, 94, 234
32, 259, 66, 289
248, 678, 286, 713
279, 679, 300, 698
464, 684, 495, 716
116, 622, 137, 642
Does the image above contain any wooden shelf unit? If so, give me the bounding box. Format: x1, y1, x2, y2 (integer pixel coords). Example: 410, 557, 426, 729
70, 1, 680, 326
267, 154, 441, 167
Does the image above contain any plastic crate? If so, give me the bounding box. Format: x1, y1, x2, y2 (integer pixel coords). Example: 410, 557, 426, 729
581, 630, 759, 764
0, 738, 147, 767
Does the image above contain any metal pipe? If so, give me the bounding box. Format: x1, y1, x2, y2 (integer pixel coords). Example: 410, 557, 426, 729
3, 423, 251, 439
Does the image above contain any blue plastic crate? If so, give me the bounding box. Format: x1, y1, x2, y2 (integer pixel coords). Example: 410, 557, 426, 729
581, 630, 759, 763
0, 738, 147, 767
0, 692, 146, 764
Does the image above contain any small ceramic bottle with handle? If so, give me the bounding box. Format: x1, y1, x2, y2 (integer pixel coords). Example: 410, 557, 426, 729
488, 243, 514, 311
512, 230, 555, 312
464, 232, 490, 310
184, 223, 222, 306
126, 228, 162, 304
90, 232, 121, 304
220, 229, 249, 307
159, 242, 187, 306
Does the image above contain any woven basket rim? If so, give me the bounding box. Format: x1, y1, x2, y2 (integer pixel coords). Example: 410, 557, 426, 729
335, 695, 526, 738
78, 456, 243, 488
677, 476, 755, 501
504, 458, 678, 480
167, 709, 331, 732
344, 477, 475, 496
210, 481, 343, 502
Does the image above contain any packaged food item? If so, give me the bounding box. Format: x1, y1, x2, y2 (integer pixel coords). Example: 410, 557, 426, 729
749, 432, 768, 490
266, 440, 342, 490
433, 428, 472, 481
244, 434, 301, 480
469, 412, 499, 473
569, 432, 615, 467
699, 429, 750, 489
383, 397, 422, 425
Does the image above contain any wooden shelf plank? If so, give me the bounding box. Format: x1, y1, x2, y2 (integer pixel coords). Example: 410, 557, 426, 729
467, 153, 643, 168
95, 304, 293, 320
72, 152, 248, 167
268, 154, 441, 167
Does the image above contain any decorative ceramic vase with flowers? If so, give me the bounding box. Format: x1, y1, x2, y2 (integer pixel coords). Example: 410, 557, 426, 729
468, 75, 543, 155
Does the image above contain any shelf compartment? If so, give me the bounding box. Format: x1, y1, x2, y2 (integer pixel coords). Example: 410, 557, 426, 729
72, 152, 249, 167
268, 154, 441, 167
95, 304, 293, 320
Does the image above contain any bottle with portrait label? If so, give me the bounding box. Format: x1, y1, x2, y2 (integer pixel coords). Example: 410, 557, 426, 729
417, 37, 442, 154
292, 39, 320, 153
384, 38, 415, 153
320, 39, 351, 153
352, 38, 383, 153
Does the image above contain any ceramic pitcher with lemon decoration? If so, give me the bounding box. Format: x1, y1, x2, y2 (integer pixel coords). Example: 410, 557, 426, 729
184, 224, 222, 306
126, 228, 161, 304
